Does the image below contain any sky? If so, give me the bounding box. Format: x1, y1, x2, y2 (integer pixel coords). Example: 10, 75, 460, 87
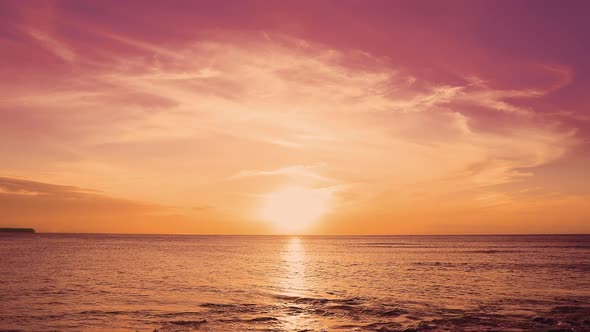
1, 0, 589, 234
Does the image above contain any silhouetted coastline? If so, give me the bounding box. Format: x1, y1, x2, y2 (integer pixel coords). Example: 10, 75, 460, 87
0, 228, 35, 233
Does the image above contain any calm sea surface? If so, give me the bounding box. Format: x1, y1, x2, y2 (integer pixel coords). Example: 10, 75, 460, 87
1, 234, 589, 332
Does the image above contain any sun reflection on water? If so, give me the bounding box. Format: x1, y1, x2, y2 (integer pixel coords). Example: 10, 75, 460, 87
281, 237, 306, 296
278, 237, 317, 329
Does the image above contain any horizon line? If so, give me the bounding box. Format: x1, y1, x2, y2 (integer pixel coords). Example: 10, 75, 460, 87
9, 231, 590, 237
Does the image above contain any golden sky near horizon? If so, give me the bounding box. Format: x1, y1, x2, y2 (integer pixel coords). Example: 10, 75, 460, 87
1, 1, 589, 234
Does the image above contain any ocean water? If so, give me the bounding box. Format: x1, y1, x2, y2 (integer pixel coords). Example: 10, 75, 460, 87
0, 234, 589, 332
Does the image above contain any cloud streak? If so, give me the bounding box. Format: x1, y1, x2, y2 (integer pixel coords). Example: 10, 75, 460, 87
26, 28, 76, 62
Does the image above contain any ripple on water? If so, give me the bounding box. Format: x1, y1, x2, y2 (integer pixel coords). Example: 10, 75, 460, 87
151, 296, 590, 332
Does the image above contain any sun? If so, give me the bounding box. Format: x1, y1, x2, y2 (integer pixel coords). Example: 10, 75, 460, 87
260, 186, 332, 234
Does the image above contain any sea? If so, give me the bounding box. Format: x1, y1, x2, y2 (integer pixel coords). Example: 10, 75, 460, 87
1, 234, 589, 332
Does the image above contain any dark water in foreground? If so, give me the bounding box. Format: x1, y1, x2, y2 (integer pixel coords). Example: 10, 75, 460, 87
1, 234, 589, 332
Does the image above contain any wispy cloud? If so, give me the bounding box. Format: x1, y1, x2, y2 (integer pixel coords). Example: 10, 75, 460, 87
0, 22, 584, 233
230, 165, 330, 182
26, 28, 75, 62
0, 176, 87, 196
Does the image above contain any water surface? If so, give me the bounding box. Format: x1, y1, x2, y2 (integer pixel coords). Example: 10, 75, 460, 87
1, 234, 589, 331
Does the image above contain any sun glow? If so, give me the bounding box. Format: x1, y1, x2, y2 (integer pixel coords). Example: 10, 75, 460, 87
260, 186, 332, 234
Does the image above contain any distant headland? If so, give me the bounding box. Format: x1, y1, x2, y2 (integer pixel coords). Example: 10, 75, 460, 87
0, 228, 36, 233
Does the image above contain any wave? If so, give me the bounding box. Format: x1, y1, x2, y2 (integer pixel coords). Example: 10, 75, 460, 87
151, 297, 590, 332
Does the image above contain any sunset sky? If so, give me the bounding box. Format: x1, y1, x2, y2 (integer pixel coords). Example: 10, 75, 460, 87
1, 0, 589, 234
